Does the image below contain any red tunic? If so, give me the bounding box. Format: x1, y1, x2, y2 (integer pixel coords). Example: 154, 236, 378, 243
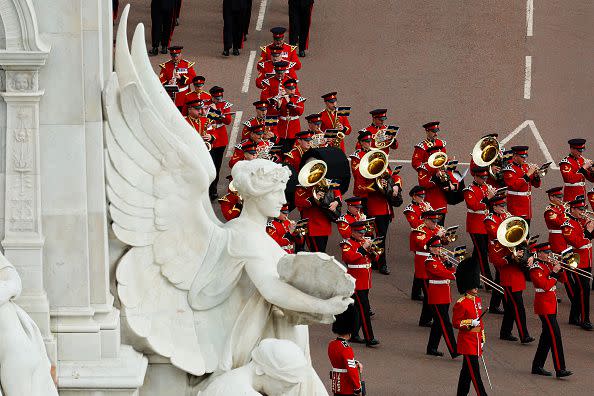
544, 204, 568, 253
559, 155, 594, 202
341, 238, 373, 290
355, 124, 399, 155
228, 139, 271, 168
319, 108, 352, 152
336, 212, 361, 239
453, 294, 485, 356
503, 162, 542, 220
425, 255, 456, 305
411, 138, 447, 170
417, 163, 458, 214
266, 218, 302, 254
294, 186, 332, 237
259, 43, 301, 70
218, 191, 242, 221
275, 95, 306, 140
463, 182, 490, 234
283, 145, 308, 171
327, 338, 361, 395
255, 59, 298, 89
350, 149, 394, 217
411, 225, 438, 279
210, 101, 233, 148
158, 59, 197, 107
485, 212, 526, 291
561, 216, 593, 269
185, 116, 214, 144
404, 201, 433, 251
529, 261, 560, 315
180, 89, 212, 115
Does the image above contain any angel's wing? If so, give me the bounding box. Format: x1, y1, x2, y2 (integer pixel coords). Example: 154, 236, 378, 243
105, 5, 224, 376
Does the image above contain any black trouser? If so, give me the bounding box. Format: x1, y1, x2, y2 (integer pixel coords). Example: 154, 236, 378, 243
533, 314, 566, 372
174, 0, 182, 19
427, 303, 457, 357
279, 138, 296, 154
488, 270, 503, 310
501, 287, 529, 339
243, 0, 252, 36
209, 146, 226, 197
567, 271, 579, 322
470, 234, 491, 280
419, 280, 432, 325
305, 235, 328, 253
151, 2, 174, 48
457, 355, 488, 396
223, 1, 246, 50
570, 269, 591, 323
353, 289, 374, 342
288, 0, 314, 51
373, 214, 391, 270
412, 276, 424, 299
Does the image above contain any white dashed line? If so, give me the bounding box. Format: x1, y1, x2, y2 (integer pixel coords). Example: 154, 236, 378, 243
524, 55, 532, 99
241, 51, 257, 93
256, 0, 268, 31
526, 0, 534, 37
225, 110, 243, 157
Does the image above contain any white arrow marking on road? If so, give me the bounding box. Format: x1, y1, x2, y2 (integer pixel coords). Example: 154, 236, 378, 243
225, 110, 243, 158
256, 0, 268, 31
500, 120, 558, 169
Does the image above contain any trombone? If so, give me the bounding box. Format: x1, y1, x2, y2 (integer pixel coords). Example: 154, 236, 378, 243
548, 252, 592, 280
439, 246, 505, 294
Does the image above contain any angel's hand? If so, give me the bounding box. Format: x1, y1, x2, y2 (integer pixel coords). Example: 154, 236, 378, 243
321, 295, 352, 316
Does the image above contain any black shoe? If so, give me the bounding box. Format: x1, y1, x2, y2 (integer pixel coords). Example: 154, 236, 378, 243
451, 352, 461, 359
568, 317, 580, 326
411, 295, 423, 301
232, 48, 240, 56
298, 50, 306, 57
160, 46, 167, 54
379, 266, 390, 275
419, 321, 433, 328
500, 334, 519, 342
148, 47, 159, 56
222, 49, 230, 57
521, 336, 535, 344
209, 193, 218, 201
350, 335, 365, 344
531, 367, 552, 376
556, 369, 573, 378
426, 349, 444, 357
580, 321, 593, 331
489, 307, 504, 315
557, 297, 562, 303
366, 339, 380, 347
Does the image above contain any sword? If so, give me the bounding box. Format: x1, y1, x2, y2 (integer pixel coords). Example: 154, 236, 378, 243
481, 355, 493, 390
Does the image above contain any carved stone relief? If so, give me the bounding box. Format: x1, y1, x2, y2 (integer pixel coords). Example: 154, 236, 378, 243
5, 70, 36, 92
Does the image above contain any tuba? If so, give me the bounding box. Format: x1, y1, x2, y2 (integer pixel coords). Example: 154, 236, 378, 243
496, 216, 529, 261
427, 151, 450, 184
298, 160, 342, 220
472, 136, 500, 167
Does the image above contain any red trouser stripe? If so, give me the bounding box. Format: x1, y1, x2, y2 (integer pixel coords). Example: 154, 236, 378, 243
354, 293, 371, 340
465, 355, 481, 395
435, 307, 454, 353
306, 236, 318, 252
544, 315, 561, 371
506, 287, 525, 339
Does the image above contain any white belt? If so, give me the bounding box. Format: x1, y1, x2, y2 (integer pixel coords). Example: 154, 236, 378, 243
565, 182, 585, 187
212, 123, 224, 129
178, 85, 189, 92
508, 191, 531, 196
535, 286, 556, 293
331, 368, 347, 373
429, 279, 450, 285
347, 264, 370, 269
279, 116, 300, 121
548, 230, 562, 234
578, 243, 592, 250
467, 209, 488, 215
415, 251, 430, 256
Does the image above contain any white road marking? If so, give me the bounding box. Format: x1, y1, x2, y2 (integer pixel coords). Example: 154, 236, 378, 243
241, 51, 257, 93
500, 120, 558, 169
524, 55, 532, 99
526, 0, 534, 37
256, 0, 268, 31
225, 110, 243, 157
389, 160, 470, 166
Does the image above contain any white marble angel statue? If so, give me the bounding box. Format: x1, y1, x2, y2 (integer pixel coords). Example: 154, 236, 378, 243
196, 338, 309, 396
104, 6, 353, 395
0, 252, 58, 396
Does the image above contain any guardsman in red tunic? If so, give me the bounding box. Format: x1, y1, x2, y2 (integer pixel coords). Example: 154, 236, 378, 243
283, 130, 312, 171
184, 99, 214, 146
424, 236, 459, 358
463, 167, 496, 287
180, 75, 212, 115
304, 113, 326, 147
259, 27, 301, 70
158, 46, 197, 110
256, 46, 298, 89
357, 109, 399, 155
484, 194, 534, 343
411, 210, 444, 326
529, 242, 573, 378
502, 145, 542, 223
340, 221, 380, 347
453, 259, 487, 396
337, 197, 367, 239
229, 125, 268, 168
412, 121, 447, 171
272, 78, 305, 153
404, 186, 433, 300
351, 131, 401, 275
328, 305, 363, 396
319, 92, 352, 152
241, 101, 275, 141
561, 196, 594, 330
207, 86, 233, 200
266, 204, 304, 254
218, 176, 243, 221
259, 61, 302, 107
560, 138, 594, 202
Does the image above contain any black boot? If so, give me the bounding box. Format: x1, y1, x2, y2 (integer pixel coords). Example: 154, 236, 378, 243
149, 47, 159, 56
379, 265, 390, 275
232, 48, 240, 56
531, 367, 552, 376
222, 49, 230, 56
160, 46, 167, 54
426, 349, 444, 357
556, 369, 573, 378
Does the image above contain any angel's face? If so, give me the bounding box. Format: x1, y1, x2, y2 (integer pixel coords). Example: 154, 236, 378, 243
256, 188, 286, 218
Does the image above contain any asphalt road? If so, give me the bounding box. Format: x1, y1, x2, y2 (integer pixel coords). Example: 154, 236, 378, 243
121, 1, 594, 395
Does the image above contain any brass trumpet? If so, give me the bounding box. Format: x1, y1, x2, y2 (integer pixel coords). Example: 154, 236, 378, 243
439, 246, 505, 294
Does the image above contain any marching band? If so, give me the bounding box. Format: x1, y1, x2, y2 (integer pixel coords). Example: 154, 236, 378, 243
159, 26, 594, 394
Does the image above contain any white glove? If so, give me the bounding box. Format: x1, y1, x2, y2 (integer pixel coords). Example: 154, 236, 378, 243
471, 319, 480, 327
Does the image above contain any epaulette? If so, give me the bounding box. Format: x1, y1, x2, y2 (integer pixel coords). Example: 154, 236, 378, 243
288, 61, 296, 68
339, 239, 351, 246
484, 213, 495, 222
234, 143, 243, 150
257, 61, 265, 69
290, 44, 298, 51
260, 45, 268, 52
528, 261, 542, 271
558, 156, 570, 165
561, 219, 572, 228
417, 163, 429, 172
159, 62, 166, 68
440, 138, 447, 147
414, 140, 426, 149
413, 225, 426, 233
462, 184, 474, 193
349, 149, 363, 159
341, 340, 350, 348
187, 61, 195, 68
545, 204, 554, 212
285, 151, 294, 159
223, 101, 233, 109
243, 120, 252, 127
502, 164, 513, 172
336, 215, 347, 223
266, 220, 274, 228
456, 296, 466, 303
403, 204, 414, 212
296, 96, 307, 103
261, 79, 270, 87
